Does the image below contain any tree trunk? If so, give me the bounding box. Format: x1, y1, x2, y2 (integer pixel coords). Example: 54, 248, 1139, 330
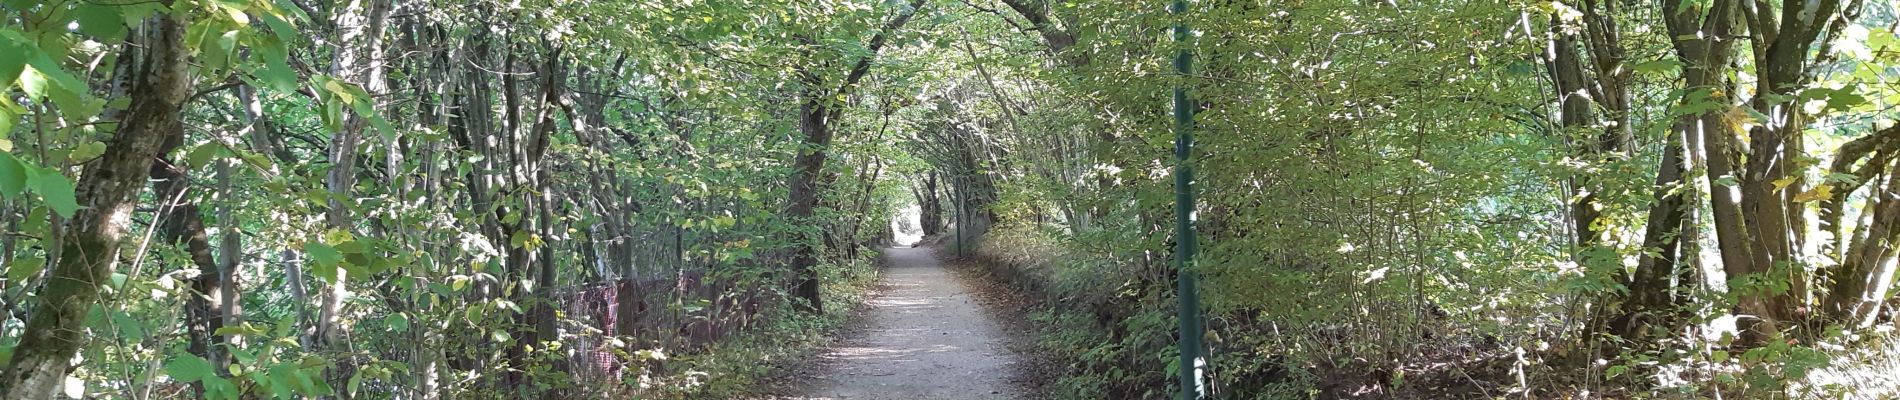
1673, 0, 1859, 342
1608, 124, 1691, 340
151, 133, 229, 394
784, 0, 928, 313
214, 147, 244, 364
920, 172, 942, 236
1820, 128, 1900, 326
1546, 1, 1693, 340
786, 89, 834, 313
1826, 159, 1900, 327
1545, 13, 1603, 250
1661, 0, 1781, 343
0, 11, 191, 398
528, 45, 565, 344
316, 0, 393, 352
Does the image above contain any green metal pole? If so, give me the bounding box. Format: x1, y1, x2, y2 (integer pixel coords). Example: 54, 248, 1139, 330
1171, 0, 1203, 398
956, 175, 966, 258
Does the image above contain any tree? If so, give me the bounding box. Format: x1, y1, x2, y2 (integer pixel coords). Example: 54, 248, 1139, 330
785, 0, 930, 313
0, 8, 193, 398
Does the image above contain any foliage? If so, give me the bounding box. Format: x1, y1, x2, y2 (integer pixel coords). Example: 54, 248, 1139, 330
948, 0, 1900, 398
0, 0, 926, 397
5, 0, 1900, 398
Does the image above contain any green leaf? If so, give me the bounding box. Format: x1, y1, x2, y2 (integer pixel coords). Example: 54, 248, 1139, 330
66, 141, 105, 163
250, 55, 297, 92
73, 3, 128, 40
216, 30, 240, 54
0, 32, 30, 90
509, 230, 531, 249
203, 377, 239, 400
305, 242, 343, 282
17, 43, 95, 114
258, 12, 297, 44
166, 355, 216, 382
320, 97, 344, 132
214, 3, 250, 24
1629, 59, 1681, 75
346, 369, 363, 397
5, 256, 43, 282
0, 98, 17, 134
1825, 172, 1860, 184
386, 313, 409, 332
0, 153, 26, 199
27, 167, 77, 218
1825, 90, 1868, 113
110, 310, 144, 339
357, 103, 395, 135
265, 364, 293, 396
186, 142, 224, 168
306, 242, 342, 266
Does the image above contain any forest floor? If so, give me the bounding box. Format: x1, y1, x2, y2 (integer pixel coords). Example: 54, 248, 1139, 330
760, 245, 1038, 400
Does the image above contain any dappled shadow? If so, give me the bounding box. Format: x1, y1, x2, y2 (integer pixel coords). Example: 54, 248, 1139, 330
791, 246, 1022, 399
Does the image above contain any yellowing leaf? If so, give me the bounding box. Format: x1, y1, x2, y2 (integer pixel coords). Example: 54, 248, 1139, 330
323, 229, 355, 245
324, 80, 355, 104
1772, 176, 1799, 190
17, 65, 47, 99
1723, 105, 1755, 134
1793, 184, 1833, 203
221, 4, 250, 24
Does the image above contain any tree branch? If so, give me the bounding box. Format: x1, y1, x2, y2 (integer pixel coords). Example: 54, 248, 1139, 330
839, 0, 931, 93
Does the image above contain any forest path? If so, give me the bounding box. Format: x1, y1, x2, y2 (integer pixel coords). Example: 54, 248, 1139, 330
788, 246, 1025, 400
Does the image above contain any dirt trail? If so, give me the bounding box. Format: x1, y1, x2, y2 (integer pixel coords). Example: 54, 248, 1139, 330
789, 246, 1024, 400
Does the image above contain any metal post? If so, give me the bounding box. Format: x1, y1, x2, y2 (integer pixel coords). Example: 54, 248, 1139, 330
1171, 0, 1204, 398
955, 175, 966, 258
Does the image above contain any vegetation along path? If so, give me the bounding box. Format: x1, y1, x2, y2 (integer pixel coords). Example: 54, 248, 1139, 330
792, 246, 1024, 400
17, 0, 1900, 397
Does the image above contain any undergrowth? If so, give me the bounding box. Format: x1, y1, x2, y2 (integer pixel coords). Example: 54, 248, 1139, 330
608, 252, 886, 399
968, 222, 1900, 399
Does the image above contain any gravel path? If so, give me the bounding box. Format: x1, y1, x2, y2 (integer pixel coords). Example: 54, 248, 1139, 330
792, 246, 1023, 400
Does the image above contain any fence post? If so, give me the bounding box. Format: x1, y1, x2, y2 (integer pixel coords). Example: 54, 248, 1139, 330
1171, 0, 1204, 398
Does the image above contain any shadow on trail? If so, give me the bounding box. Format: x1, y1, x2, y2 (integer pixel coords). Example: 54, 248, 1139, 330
789, 246, 1023, 400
